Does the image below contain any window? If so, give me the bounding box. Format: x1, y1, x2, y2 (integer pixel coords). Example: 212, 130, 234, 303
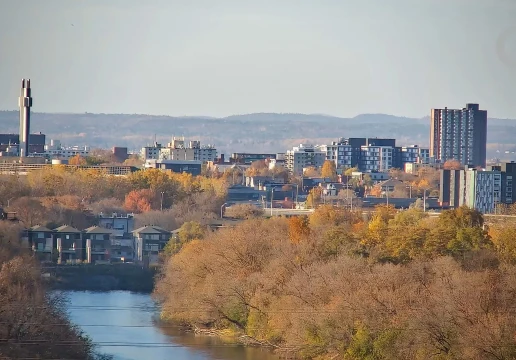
37, 232, 44, 239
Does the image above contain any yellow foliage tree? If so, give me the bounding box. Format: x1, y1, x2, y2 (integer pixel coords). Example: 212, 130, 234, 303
68, 154, 87, 166
306, 187, 322, 208
321, 160, 337, 181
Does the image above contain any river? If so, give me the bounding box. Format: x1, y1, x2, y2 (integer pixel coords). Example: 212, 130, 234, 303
64, 291, 279, 360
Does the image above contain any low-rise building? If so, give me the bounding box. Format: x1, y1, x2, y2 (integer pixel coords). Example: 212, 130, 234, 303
404, 162, 441, 175
144, 159, 202, 176
230, 153, 277, 164
25, 225, 54, 261
83, 226, 112, 264
133, 225, 171, 266
54, 225, 83, 264
97, 213, 135, 262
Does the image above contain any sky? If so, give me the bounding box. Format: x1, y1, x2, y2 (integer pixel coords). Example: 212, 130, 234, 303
0, 0, 515, 118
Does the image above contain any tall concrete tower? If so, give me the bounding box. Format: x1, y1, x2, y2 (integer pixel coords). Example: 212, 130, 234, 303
19, 78, 33, 158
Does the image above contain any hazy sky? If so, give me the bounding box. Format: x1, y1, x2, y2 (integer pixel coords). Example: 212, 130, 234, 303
0, 0, 515, 118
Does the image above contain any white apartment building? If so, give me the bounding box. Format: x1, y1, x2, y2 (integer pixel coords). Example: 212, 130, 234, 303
285, 144, 326, 175
140, 138, 217, 163
32, 139, 90, 160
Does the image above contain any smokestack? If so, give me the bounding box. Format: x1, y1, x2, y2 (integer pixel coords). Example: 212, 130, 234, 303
18, 78, 32, 158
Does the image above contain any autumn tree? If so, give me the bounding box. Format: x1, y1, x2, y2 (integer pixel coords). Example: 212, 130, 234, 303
303, 166, 320, 178
306, 187, 322, 208
124, 189, 157, 213
343, 167, 358, 176
245, 160, 269, 177
124, 154, 143, 167
68, 154, 87, 165
443, 159, 462, 170
8, 197, 46, 227
391, 183, 409, 198
321, 160, 337, 181
288, 216, 310, 244
225, 204, 264, 219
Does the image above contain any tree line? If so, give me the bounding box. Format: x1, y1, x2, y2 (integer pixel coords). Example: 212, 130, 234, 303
0, 166, 229, 230
155, 205, 516, 360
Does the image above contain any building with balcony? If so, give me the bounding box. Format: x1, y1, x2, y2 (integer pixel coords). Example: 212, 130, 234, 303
133, 225, 171, 266
144, 159, 202, 176
285, 144, 326, 175
98, 213, 135, 262
25, 225, 54, 262
401, 145, 430, 164
141, 138, 217, 163
440, 165, 507, 214
83, 226, 112, 264
430, 103, 487, 167
54, 225, 83, 264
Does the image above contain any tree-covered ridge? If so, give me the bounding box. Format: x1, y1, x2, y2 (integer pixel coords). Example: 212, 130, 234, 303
155, 206, 516, 360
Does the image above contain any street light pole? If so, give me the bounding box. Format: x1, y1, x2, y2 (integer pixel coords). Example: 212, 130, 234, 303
423, 189, 427, 212
386, 188, 389, 207
220, 203, 228, 218
160, 191, 164, 212
406, 185, 412, 198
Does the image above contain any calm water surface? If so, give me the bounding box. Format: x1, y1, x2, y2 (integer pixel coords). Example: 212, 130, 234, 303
64, 291, 279, 360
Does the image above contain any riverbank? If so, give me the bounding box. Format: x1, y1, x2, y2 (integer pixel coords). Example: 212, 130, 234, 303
43, 264, 156, 292
66, 291, 279, 360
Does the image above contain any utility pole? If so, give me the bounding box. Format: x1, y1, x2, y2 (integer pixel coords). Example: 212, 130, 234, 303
386, 188, 389, 207
270, 188, 275, 216
160, 191, 164, 211
423, 189, 427, 212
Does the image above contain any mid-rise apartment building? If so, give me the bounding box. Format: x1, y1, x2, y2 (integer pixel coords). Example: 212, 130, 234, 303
285, 144, 326, 175
430, 103, 487, 167
401, 145, 430, 164
440, 164, 512, 214
141, 137, 217, 163
319, 138, 429, 173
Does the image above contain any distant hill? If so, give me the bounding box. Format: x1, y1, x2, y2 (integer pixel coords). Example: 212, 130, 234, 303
0, 110, 514, 161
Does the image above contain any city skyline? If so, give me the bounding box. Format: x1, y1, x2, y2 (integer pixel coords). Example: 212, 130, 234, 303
0, 0, 515, 118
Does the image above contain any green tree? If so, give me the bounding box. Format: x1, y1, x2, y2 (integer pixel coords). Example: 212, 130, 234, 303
178, 221, 206, 243
344, 167, 358, 176
164, 221, 206, 256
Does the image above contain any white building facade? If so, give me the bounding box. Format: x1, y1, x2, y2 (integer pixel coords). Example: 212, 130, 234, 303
140, 138, 217, 163
285, 144, 326, 175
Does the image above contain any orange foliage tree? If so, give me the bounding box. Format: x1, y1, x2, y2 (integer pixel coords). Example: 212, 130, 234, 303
443, 159, 462, 170
124, 189, 157, 213
288, 216, 310, 244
